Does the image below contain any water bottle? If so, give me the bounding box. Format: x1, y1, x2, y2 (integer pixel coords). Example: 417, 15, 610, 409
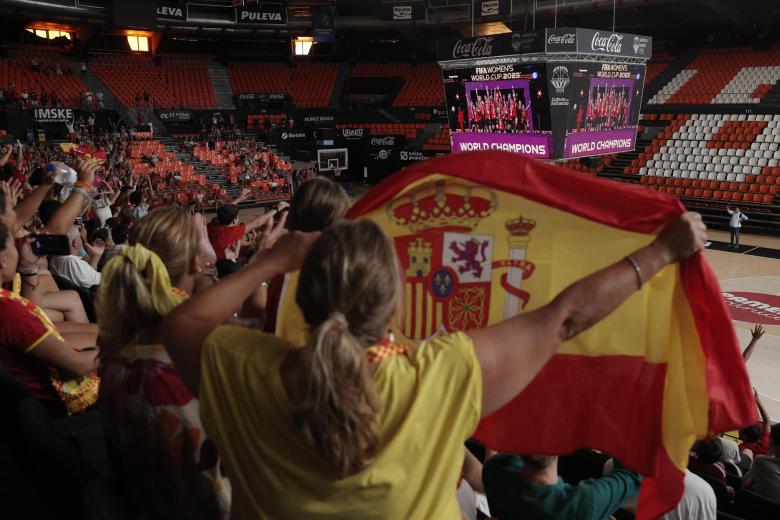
48, 163, 78, 187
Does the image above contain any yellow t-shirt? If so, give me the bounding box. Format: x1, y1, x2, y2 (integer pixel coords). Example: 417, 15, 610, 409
199, 326, 482, 519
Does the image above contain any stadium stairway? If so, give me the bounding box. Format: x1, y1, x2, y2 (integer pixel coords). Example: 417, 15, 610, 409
207, 62, 237, 109
169, 137, 291, 210
600, 136, 654, 180
82, 63, 167, 134
163, 137, 232, 192
80, 66, 136, 127
643, 47, 700, 103
330, 63, 351, 109
80, 67, 118, 111
411, 122, 445, 149
378, 108, 401, 123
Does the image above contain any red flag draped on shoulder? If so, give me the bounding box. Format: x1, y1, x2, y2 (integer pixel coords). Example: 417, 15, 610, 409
347, 151, 756, 519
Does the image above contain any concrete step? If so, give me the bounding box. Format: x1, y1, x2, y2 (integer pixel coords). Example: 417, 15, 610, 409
207, 62, 236, 109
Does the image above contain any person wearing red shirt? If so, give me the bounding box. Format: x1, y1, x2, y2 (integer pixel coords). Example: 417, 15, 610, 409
741, 389, 772, 462
207, 198, 288, 260
0, 222, 99, 416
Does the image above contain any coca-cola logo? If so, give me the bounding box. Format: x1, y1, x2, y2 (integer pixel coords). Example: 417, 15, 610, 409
547, 33, 575, 45
591, 32, 623, 54
371, 136, 396, 146
452, 37, 494, 59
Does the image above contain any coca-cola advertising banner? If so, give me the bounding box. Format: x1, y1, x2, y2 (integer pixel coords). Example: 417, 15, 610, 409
237, 92, 287, 101
235, 2, 286, 24
439, 28, 651, 62
574, 28, 652, 59
438, 32, 543, 62
380, 1, 424, 21
544, 28, 577, 53
368, 135, 406, 148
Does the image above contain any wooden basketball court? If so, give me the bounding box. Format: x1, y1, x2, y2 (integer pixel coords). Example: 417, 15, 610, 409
706, 230, 780, 420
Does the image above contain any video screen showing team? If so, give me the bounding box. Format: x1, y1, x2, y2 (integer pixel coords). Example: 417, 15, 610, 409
455, 88, 532, 134
573, 85, 632, 133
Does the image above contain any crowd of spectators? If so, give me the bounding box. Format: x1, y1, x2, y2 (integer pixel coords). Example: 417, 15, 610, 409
1, 123, 777, 520
0, 83, 65, 110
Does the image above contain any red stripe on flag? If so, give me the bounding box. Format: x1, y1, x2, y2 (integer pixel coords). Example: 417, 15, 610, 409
681, 256, 758, 432
348, 151, 682, 234
637, 450, 686, 520
475, 354, 666, 474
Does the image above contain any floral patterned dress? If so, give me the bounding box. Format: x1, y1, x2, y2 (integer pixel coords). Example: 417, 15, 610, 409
100, 344, 231, 519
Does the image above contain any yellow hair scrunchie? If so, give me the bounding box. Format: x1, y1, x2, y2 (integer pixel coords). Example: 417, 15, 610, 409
101, 243, 185, 316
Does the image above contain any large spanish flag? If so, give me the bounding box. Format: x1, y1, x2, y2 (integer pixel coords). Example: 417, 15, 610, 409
346, 151, 757, 519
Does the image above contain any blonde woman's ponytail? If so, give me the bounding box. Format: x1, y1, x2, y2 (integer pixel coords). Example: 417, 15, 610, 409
294, 312, 379, 477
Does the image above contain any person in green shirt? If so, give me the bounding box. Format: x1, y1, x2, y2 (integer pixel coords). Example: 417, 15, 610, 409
484, 453, 641, 520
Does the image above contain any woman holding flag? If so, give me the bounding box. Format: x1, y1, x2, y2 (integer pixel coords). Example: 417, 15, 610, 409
160, 191, 707, 518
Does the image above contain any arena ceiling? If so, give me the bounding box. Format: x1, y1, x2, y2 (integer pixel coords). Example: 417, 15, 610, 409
0, 0, 778, 48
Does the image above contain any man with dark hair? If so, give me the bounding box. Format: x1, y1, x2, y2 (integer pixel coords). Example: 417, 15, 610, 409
743, 424, 780, 502
484, 453, 641, 520
207, 200, 286, 261
689, 438, 729, 487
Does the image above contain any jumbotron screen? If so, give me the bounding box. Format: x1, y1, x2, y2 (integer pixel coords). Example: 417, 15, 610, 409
558, 62, 646, 159
441, 60, 645, 160
443, 62, 553, 159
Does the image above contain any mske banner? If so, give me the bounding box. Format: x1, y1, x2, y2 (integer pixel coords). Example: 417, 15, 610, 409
32, 108, 73, 123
